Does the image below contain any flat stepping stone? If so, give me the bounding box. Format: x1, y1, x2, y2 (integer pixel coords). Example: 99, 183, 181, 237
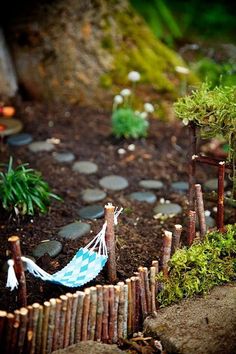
154, 202, 182, 216
32, 240, 62, 258
99, 175, 128, 191
78, 205, 104, 220
171, 181, 189, 193
139, 179, 164, 190
204, 178, 227, 191
129, 191, 157, 203
82, 188, 107, 203
7, 133, 33, 146
0, 118, 23, 136
197, 216, 216, 229
28, 141, 54, 153
58, 222, 91, 240
53, 151, 75, 163
72, 161, 98, 174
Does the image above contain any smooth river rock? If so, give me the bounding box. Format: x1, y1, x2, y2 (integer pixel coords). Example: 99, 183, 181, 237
99, 175, 128, 191
7, 133, 33, 146
154, 202, 182, 216
32, 240, 62, 258
72, 161, 98, 174
53, 151, 75, 163
78, 205, 104, 220
129, 191, 157, 203
58, 222, 91, 240
204, 178, 227, 191
139, 179, 164, 190
29, 141, 54, 153
171, 181, 189, 193
81, 188, 107, 203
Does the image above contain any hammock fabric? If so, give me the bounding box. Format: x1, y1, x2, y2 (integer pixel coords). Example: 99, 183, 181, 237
6, 208, 122, 290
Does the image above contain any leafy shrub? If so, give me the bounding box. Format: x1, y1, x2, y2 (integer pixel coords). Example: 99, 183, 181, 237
157, 224, 236, 307
0, 157, 61, 216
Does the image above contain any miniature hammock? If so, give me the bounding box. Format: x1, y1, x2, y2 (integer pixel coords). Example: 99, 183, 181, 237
6, 208, 123, 291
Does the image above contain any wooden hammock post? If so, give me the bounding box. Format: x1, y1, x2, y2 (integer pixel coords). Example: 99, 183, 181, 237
188, 123, 197, 211
8, 236, 27, 307
105, 203, 117, 283
217, 161, 225, 232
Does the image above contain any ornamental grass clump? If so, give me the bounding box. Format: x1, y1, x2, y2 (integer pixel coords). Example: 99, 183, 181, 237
157, 224, 236, 307
112, 71, 154, 139
0, 157, 61, 216
174, 82, 236, 196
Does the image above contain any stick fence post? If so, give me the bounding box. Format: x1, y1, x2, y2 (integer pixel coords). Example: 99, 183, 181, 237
105, 203, 117, 283
195, 184, 207, 238
162, 231, 172, 278
172, 225, 183, 254
188, 123, 197, 211
8, 236, 27, 307
217, 161, 225, 232
188, 210, 196, 246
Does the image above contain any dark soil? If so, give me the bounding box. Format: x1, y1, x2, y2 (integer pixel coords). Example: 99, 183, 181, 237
0, 102, 234, 313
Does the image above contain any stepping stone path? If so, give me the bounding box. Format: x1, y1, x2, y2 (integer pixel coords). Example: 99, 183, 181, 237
29, 141, 54, 153
32, 240, 62, 258
73, 161, 98, 174
139, 179, 164, 190
7, 133, 33, 146
99, 175, 129, 191
78, 205, 104, 220
82, 188, 107, 203
53, 151, 75, 163
171, 181, 189, 193
204, 178, 227, 191
154, 202, 182, 216
58, 222, 91, 240
129, 191, 157, 204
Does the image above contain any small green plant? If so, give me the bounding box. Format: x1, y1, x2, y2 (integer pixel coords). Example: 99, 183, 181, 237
112, 71, 154, 139
157, 224, 236, 307
0, 157, 62, 216
174, 82, 236, 196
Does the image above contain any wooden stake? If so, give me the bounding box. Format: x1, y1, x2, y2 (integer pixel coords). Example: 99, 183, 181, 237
105, 203, 117, 283
143, 267, 151, 313
59, 295, 67, 348
47, 298, 56, 353
25, 305, 33, 354
102, 285, 109, 342
4, 313, 14, 354
188, 123, 197, 210
138, 267, 147, 317
64, 293, 73, 347
195, 184, 207, 238
31, 303, 40, 354
75, 291, 85, 343
172, 225, 183, 254
117, 282, 124, 339
11, 310, 20, 354
35, 305, 43, 354
123, 284, 128, 338
125, 279, 132, 336
150, 267, 156, 313
130, 277, 136, 331
0, 311, 7, 346
95, 285, 103, 341
187, 210, 196, 246
88, 287, 97, 341
81, 288, 90, 341
108, 285, 115, 342
52, 299, 62, 351
18, 307, 28, 354
41, 301, 50, 354
70, 293, 79, 346
162, 231, 172, 277
134, 277, 141, 331
8, 236, 27, 307
113, 285, 120, 342
217, 162, 225, 232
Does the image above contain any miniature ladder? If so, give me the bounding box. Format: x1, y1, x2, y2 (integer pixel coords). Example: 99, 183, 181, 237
6, 208, 123, 290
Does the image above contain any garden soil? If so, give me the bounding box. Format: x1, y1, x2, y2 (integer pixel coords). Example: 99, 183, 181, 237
0, 102, 235, 352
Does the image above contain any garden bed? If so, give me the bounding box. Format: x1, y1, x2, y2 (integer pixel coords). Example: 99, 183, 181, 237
0, 101, 234, 312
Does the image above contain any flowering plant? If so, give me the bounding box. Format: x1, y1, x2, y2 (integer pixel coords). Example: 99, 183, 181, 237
111, 71, 154, 139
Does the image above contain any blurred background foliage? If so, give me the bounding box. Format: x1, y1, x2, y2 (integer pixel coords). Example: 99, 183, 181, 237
130, 0, 236, 87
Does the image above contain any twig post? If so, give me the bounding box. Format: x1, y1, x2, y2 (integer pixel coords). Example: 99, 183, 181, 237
105, 203, 117, 283
187, 210, 196, 246
217, 162, 225, 232
8, 236, 27, 307
195, 184, 207, 239
162, 231, 172, 278
188, 123, 197, 210
172, 225, 183, 254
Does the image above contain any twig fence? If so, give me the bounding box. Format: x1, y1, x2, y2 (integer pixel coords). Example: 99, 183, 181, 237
0, 123, 232, 354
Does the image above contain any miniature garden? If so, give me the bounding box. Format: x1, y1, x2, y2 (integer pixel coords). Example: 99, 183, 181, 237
0, 0, 235, 353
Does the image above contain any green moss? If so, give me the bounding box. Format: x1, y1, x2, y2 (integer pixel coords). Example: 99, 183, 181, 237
99, 74, 113, 88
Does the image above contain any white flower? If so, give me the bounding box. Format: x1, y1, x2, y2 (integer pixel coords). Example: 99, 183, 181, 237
159, 198, 165, 204
120, 88, 131, 96
117, 148, 126, 155
114, 95, 123, 104
139, 112, 148, 119
128, 144, 135, 151
205, 210, 211, 217
128, 71, 141, 82
144, 102, 154, 113
182, 118, 189, 126
175, 66, 190, 75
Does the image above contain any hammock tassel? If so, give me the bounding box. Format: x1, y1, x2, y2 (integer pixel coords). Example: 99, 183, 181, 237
6, 260, 19, 291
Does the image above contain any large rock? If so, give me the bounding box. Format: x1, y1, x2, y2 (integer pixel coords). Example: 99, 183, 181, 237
51, 341, 124, 354
4, 0, 198, 106
144, 284, 236, 354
